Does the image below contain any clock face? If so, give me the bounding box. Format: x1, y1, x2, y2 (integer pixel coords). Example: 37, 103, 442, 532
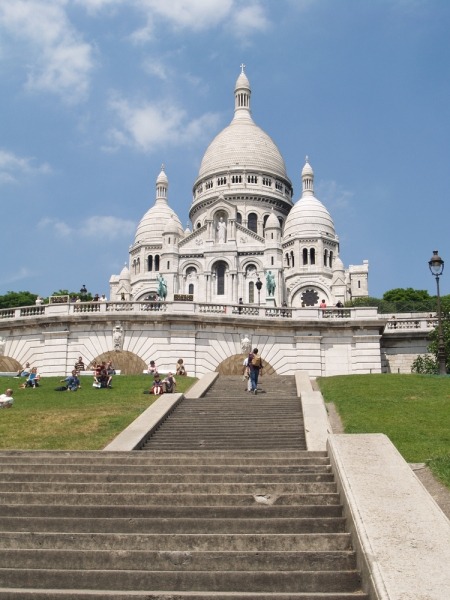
301, 289, 319, 306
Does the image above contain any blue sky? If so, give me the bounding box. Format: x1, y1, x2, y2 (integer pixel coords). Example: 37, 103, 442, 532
1, 0, 449, 300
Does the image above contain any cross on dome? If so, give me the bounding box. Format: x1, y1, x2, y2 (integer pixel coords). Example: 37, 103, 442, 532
240, 63, 246, 74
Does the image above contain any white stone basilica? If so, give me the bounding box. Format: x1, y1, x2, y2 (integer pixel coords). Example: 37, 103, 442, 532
110, 67, 368, 307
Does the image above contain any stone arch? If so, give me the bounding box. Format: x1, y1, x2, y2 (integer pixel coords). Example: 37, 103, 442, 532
215, 354, 275, 376
0, 356, 22, 372
88, 350, 147, 375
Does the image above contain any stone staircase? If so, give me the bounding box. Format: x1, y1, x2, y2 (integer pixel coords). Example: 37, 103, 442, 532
142, 374, 306, 451
0, 375, 369, 599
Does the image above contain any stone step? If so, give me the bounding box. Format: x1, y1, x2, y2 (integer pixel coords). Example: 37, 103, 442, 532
0, 591, 369, 600
0, 516, 346, 534
0, 569, 363, 594
1, 503, 343, 519
0, 464, 332, 474
0, 549, 358, 571
0, 532, 353, 551
0, 450, 327, 462
0, 472, 334, 483
0, 481, 337, 494
0, 492, 341, 506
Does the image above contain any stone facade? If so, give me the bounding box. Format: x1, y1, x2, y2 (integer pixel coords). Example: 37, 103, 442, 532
110, 67, 369, 308
0, 303, 437, 377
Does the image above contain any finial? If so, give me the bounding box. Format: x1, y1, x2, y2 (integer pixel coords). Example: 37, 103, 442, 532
161, 163, 165, 171
240, 63, 246, 74
305, 155, 309, 164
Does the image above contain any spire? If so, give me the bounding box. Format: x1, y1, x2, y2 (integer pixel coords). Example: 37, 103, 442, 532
156, 164, 169, 204
234, 64, 252, 120
301, 156, 314, 196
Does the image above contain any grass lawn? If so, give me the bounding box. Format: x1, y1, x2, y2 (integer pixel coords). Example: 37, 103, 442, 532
0, 374, 197, 450
318, 374, 450, 488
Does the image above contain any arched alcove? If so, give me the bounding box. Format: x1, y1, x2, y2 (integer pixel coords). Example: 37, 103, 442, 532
215, 354, 275, 375
0, 357, 22, 372
88, 351, 147, 375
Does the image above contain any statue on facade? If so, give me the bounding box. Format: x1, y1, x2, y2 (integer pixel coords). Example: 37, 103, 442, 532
113, 325, 123, 351
157, 274, 167, 300
241, 335, 251, 355
266, 270, 276, 296
217, 217, 226, 243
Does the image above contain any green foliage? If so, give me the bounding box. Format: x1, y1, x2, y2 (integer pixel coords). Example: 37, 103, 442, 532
0, 291, 38, 309
318, 374, 450, 488
410, 354, 438, 375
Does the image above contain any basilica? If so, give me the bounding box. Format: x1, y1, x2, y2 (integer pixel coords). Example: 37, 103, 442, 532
110, 67, 368, 307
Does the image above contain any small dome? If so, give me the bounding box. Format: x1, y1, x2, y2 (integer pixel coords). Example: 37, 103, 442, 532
265, 210, 280, 229
284, 196, 336, 239
302, 157, 313, 177
163, 214, 180, 235
333, 256, 345, 272
134, 167, 184, 244
119, 265, 130, 281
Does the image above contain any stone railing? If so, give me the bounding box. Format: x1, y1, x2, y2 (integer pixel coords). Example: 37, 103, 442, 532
0, 301, 392, 323
384, 316, 438, 331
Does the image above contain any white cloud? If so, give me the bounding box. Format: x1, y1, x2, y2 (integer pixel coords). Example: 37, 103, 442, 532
38, 215, 136, 240
0, 267, 33, 286
230, 3, 269, 38
0, 0, 95, 103
316, 180, 354, 210
0, 149, 51, 185
106, 94, 220, 152
136, 0, 234, 31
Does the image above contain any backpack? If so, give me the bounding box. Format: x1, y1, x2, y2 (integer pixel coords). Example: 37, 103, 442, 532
251, 355, 262, 368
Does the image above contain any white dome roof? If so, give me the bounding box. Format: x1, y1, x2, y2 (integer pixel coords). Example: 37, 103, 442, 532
134, 168, 184, 244
284, 195, 336, 239
284, 158, 336, 240
197, 69, 288, 181
266, 210, 280, 229
134, 202, 183, 244
119, 264, 130, 281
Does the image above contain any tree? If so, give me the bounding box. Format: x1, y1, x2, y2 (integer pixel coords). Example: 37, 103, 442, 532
0, 291, 38, 309
411, 311, 450, 374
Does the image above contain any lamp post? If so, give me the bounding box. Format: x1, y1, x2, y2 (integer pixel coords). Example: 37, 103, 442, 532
428, 250, 446, 375
80, 284, 88, 301
256, 277, 262, 306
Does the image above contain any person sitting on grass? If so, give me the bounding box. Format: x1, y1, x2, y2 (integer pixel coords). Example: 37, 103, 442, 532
21, 367, 40, 388
0, 389, 14, 408
61, 370, 81, 392
163, 372, 176, 394
176, 359, 186, 376
151, 374, 164, 395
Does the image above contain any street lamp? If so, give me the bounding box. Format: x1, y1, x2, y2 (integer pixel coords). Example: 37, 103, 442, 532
428, 250, 446, 375
256, 277, 262, 306
80, 284, 88, 300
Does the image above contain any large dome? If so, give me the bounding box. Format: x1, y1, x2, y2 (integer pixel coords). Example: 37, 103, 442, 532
197, 68, 288, 181
198, 119, 288, 180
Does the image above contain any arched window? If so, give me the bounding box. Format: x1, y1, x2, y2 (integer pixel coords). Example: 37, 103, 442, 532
236, 212, 242, 224
285, 253, 290, 267
155, 255, 160, 271
278, 217, 284, 228
216, 261, 226, 295
303, 248, 308, 265
188, 283, 194, 295
290, 250, 294, 267
329, 251, 333, 268
310, 248, 315, 265
248, 212, 257, 233
324, 249, 328, 267
263, 215, 269, 232
147, 256, 153, 271
249, 281, 255, 303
